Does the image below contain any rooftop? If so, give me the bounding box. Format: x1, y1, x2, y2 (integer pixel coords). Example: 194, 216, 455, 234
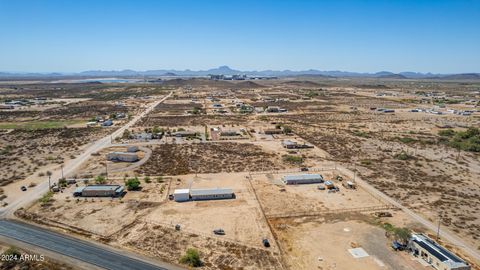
83, 185, 123, 191
283, 174, 323, 181
190, 188, 233, 196
411, 234, 468, 268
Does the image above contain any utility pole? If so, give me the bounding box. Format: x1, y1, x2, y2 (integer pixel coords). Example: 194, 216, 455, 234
105, 160, 108, 181
436, 212, 442, 241
46, 171, 52, 191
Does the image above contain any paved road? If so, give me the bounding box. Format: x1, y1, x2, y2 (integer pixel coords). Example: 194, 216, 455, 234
336, 165, 480, 264
0, 92, 171, 219
0, 220, 180, 270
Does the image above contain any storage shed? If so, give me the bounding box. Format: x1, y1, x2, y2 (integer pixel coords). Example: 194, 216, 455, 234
283, 174, 324, 185
190, 188, 234, 201
173, 189, 190, 202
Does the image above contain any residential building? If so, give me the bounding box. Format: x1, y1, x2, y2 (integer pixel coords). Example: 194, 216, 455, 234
73, 185, 124, 197
408, 234, 470, 270
283, 174, 324, 185
106, 152, 139, 162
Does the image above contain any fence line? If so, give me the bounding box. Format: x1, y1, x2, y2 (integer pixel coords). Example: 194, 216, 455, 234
266, 205, 397, 219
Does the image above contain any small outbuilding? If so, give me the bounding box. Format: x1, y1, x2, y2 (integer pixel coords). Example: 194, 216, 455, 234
173, 189, 190, 202
283, 174, 324, 185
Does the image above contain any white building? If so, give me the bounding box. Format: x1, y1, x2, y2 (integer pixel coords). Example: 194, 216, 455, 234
283, 174, 324, 185
173, 189, 190, 202
409, 234, 470, 270
190, 188, 234, 201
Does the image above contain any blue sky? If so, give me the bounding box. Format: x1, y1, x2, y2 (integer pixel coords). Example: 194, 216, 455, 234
0, 0, 479, 73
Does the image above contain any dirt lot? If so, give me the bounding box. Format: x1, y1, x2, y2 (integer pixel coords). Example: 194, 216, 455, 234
252, 170, 385, 217
18, 174, 283, 269
0, 127, 112, 187
135, 142, 290, 176
270, 212, 425, 270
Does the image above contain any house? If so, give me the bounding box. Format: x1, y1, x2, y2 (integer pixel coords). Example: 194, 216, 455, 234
173, 131, 197, 138
282, 140, 314, 149
73, 185, 124, 197
106, 152, 139, 162
408, 234, 470, 270
283, 174, 324, 185
220, 130, 239, 137
282, 140, 298, 149
127, 146, 139, 152
264, 129, 283, 135
190, 188, 234, 201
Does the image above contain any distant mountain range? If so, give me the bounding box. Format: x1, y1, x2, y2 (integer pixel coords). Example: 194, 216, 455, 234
1, 66, 479, 80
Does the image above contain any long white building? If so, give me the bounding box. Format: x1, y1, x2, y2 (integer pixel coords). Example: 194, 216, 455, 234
283, 174, 324, 185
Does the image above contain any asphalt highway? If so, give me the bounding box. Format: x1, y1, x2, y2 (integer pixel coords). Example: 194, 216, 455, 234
0, 220, 179, 270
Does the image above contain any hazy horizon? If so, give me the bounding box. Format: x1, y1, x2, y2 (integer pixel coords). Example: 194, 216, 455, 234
1, 0, 479, 73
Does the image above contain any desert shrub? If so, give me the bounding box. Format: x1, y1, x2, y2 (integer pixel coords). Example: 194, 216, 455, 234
394, 151, 413, 160
125, 177, 141, 190
282, 155, 303, 164
144, 176, 151, 183
398, 137, 415, 144
39, 191, 54, 204
179, 248, 202, 267
95, 175, 106, 184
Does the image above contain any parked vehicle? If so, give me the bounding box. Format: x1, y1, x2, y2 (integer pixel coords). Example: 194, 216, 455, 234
175, 224, 181, 231
391, 240, 407, 251
262, 238, 270, 247
213, 229, 225, 235
300, 167, 309, 172
375, 211, 393, 218
20, 186, 27, 192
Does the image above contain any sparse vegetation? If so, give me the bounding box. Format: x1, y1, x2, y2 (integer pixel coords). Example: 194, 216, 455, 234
179, 248, 202, 267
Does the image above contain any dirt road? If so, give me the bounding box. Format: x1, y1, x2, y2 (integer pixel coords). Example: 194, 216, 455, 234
0, 92, 172, 219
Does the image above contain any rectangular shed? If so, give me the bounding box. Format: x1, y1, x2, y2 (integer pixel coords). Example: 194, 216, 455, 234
283, 174, 324, 185
190, 188, 234, 201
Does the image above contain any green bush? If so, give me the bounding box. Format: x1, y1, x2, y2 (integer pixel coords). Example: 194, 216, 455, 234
95, 175, 107, 184
144, 176, 151, 183
440, 127, 480, 152
125, 177, 141, 190
39, 191, 54, 204
179, 248, 202, 267
394, 151, 413, 160
283, 155, 303, 164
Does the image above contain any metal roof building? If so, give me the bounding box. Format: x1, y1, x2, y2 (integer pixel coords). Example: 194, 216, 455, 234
283, 174, 324, 185
190, 188, 234, 201
74, 185, 124, 197
409, 234, 470, 270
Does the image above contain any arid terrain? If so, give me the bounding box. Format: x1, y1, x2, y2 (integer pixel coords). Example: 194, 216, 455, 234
1, 77, 479, 269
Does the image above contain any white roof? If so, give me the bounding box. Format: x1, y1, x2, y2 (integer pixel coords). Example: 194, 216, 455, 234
283, 174, 323, 181
190, 188, 233, 196
174, 189, 190, 194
